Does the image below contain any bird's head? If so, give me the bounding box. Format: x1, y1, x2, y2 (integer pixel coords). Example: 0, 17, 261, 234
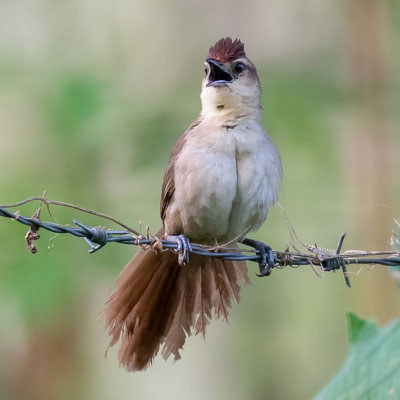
201, 38, 262, 122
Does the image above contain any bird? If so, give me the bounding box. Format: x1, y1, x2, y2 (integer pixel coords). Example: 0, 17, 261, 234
104, 37, 282, 371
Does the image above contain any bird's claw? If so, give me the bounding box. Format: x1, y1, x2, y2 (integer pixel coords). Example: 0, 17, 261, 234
241, 238, 275, 277
167, 234, 193, 266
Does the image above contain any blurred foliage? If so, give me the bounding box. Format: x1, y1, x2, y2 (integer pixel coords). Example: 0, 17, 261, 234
315, 313, 400, 399
46, 76, 106, 137
0, 1, 399, 399
317, 222, 400, 398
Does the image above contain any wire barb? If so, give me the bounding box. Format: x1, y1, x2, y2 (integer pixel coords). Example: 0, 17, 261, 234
336, 234, 351, 288
1, 204, 400, 288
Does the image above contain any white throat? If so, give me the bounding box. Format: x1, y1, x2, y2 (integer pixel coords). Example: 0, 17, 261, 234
200, 86, 261, 127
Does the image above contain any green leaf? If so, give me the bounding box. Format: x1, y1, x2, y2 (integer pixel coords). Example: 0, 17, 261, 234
314, 314, 400, 400
347, 312, 378, 345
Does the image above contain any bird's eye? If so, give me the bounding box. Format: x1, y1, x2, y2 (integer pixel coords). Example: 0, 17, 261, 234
234, 62, 245, 75
204, 65, 208, 75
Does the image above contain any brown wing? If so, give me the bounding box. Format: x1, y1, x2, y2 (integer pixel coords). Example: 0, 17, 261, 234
160, 118, 202, 223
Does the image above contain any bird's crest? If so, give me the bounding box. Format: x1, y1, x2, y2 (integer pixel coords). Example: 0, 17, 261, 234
207, 38, 246, 62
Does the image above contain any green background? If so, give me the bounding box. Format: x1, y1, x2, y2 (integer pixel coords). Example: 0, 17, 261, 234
0, 1, 399, 399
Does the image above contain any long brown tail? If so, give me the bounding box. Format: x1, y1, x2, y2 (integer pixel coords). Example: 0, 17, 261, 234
104, 228, 250, 371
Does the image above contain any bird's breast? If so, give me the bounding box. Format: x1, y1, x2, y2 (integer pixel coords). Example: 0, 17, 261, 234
170, 122, 281, 244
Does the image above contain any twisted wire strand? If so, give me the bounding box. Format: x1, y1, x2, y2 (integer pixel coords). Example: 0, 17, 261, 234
1, 206, 400, 270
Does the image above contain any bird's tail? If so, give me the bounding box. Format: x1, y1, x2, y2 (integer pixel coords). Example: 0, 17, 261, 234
103, 228, 250, 371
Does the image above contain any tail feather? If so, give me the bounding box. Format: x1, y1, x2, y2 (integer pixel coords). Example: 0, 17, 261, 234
190, 256, 212, 336
119, 256, 179, 370
105, 247, 180, 371
221, 256, 250, 303
105, 249, 165, 345
212, 258, 233, 321
161, 271, 191, 361
104, 230, 249, 371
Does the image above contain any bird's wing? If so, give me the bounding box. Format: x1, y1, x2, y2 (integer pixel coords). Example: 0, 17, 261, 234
160, 118, 202, 223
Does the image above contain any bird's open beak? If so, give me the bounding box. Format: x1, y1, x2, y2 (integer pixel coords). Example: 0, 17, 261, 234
205, 58, 234, 87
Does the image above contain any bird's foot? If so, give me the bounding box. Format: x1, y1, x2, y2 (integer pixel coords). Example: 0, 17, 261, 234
241, 238, 275, 277
167, 234, 193, 266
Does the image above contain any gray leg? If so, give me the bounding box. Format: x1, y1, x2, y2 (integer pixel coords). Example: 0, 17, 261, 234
241, 238, 275, 277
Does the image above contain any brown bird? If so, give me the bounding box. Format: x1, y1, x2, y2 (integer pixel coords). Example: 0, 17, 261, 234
104, 37, 282, 371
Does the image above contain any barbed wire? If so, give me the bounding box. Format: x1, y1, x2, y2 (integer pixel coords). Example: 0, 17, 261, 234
1, 198, 400, 288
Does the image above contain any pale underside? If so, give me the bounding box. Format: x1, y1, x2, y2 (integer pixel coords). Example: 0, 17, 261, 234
163, 118, 282, 244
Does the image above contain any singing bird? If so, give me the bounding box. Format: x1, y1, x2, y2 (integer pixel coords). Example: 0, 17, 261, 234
104, 38, 282, 371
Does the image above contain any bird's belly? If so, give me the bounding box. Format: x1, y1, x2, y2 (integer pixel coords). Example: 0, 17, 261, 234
227, 154, 272, 241
173, 149, 237, 243
170, 124, 281, 244
172, 151, 274, 243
